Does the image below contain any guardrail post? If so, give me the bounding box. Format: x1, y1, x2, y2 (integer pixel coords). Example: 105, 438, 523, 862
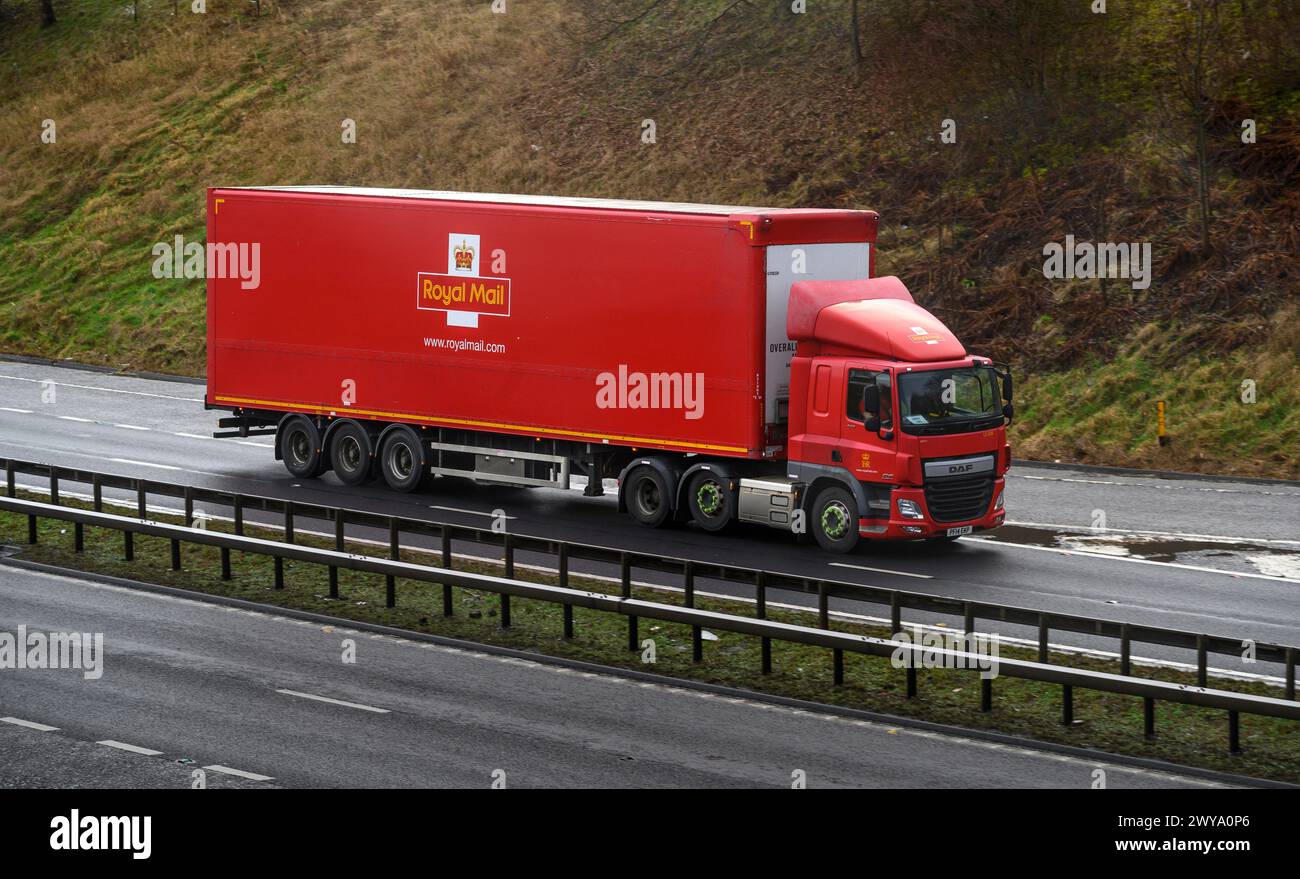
1037, 613, 1049, 663
49, 469, 59, 506
74, 522, 83, 553
92, 475, 102, 511
1286, 648, 1295, 701
1120, 623, 1131, 676
170, 537, 181, 571
757, 571, 771, 675
123, 530, 133, 561
906, 664, 918, 699
221, 546, 231, 581
1143, 697, 1155, 738
329, 511, 343, 598
27, 513, 37, 544
685, 561, 701, 662
285, 502, 295, 545
233, 495, 244, 536
621, 552, 637, 651
1062, 685, 1074, 725
4, 460, 13, 497
963, 601, 974, 640
441, 527, 453, 615
1196, 635, 1208, 687
385, 517, 398, 608
563, 604, 574, 640
890, 592, 901, 635
184, 486, 194, 527
1229, 710, 1241, 754
558, 543, 569, 588
274, 556, 284, 590
500, 535, 512, 629
817, 582, 829, 629
137, 484, 147, 519
833, 649, 844, 686
980, 677, 992, 712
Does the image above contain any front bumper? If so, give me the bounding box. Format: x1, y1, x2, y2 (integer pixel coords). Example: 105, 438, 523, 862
858, 479, 1006, 540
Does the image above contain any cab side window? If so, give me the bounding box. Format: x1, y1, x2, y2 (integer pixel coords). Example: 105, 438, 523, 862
847, 368, 893, 428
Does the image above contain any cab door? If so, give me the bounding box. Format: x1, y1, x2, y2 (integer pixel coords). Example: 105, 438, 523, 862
798, 357, 844, 468
840, 365, 899, 487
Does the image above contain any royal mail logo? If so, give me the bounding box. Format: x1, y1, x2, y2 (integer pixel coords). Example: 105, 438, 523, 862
453, 240, 475, 271
907, 325, 942, 345
417, 232, 510, 328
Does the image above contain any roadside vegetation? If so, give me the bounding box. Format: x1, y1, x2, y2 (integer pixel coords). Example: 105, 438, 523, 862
0, 0, 1296, 476
2, 489, 1297, 783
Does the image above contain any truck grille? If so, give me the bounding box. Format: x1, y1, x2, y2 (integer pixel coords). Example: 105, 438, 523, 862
924, 474, 994, 523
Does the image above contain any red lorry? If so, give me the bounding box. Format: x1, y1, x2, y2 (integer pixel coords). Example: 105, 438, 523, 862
205, 187, 1011, 552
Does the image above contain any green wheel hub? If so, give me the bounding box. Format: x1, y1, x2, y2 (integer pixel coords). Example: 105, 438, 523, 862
696, 481, 723, 517
821, 502, 850, 540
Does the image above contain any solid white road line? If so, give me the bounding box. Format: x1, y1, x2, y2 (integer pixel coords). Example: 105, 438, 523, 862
114, 424, 151, 431
1, 716, 59, 731
275, 689, 391, 714
429, 505, 517, 519
0, 407, 34, 414
829, 562, 933, 579
0, 374, 202, 403
57, 416, 93, 423
97, 740, 164, 756
203, 764, 274, 782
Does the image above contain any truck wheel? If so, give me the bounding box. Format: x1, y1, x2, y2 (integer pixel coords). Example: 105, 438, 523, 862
279, 416, 324, 478
686, 471, 734, 532
811, 486, 860, 553
379, 426, 426, 493
625, 466, 672, 528
329, 421, 373, 486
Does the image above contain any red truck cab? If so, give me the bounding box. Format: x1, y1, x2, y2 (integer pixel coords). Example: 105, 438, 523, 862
784, 276, 1010, 551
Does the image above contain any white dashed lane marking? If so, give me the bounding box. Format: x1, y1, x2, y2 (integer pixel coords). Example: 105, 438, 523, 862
1, 716, 59, 731
275, 689, 391, 714
97, 740, 164, 756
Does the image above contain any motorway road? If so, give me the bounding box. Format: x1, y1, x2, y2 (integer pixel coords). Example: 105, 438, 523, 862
0, 565, 1226, 788
0, 361, 1298, 680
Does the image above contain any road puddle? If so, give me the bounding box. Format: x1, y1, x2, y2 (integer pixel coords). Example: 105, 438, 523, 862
983, 524, 1300, 580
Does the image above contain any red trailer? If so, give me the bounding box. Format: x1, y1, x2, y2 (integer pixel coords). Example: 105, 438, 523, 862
206, 187, 1010, 551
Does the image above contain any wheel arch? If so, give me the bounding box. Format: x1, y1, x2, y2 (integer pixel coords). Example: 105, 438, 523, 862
616, 456, 686, 515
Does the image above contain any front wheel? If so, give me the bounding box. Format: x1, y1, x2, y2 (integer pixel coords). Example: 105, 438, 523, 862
811, 486, 860, 553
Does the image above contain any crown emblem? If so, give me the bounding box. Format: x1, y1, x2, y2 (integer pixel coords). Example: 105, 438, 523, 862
454, 240, 475, 270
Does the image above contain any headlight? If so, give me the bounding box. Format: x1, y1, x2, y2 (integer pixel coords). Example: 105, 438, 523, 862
897, 499, 925, 520
994, 490, 1004, 510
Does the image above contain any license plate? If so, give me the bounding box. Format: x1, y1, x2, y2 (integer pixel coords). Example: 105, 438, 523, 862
946, 526, 973, 537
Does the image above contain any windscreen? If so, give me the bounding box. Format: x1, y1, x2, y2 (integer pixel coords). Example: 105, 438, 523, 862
898, 367, 1001, 435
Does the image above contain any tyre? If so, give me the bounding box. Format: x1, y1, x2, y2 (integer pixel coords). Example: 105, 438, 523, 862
329, 421, 373, 486
624, 466, 672, 528
379, 426, 426, 493
686, 469, 734, 532
811, 485, 860, 553
279, 416, 324, 478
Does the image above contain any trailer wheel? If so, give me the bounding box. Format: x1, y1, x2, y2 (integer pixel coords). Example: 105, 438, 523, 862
379, 426, 426, 493
279, 416, 324, 479
329, 421, 373, 486
686, 471, 734, 532
811, 486, 860, 553
625, 466, 672, 528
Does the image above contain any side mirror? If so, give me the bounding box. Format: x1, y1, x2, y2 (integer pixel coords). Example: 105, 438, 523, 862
864, 415, 881, 432
1001, 371, 1013, 404
861, 384, 880, 417
1003, 403, 1014, 423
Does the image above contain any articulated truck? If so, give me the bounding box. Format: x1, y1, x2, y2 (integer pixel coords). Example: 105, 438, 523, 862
205, 187, 1011, 552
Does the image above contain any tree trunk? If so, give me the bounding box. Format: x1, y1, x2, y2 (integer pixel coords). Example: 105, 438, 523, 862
40, 0, 55, 28
850, 0, 863, 65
